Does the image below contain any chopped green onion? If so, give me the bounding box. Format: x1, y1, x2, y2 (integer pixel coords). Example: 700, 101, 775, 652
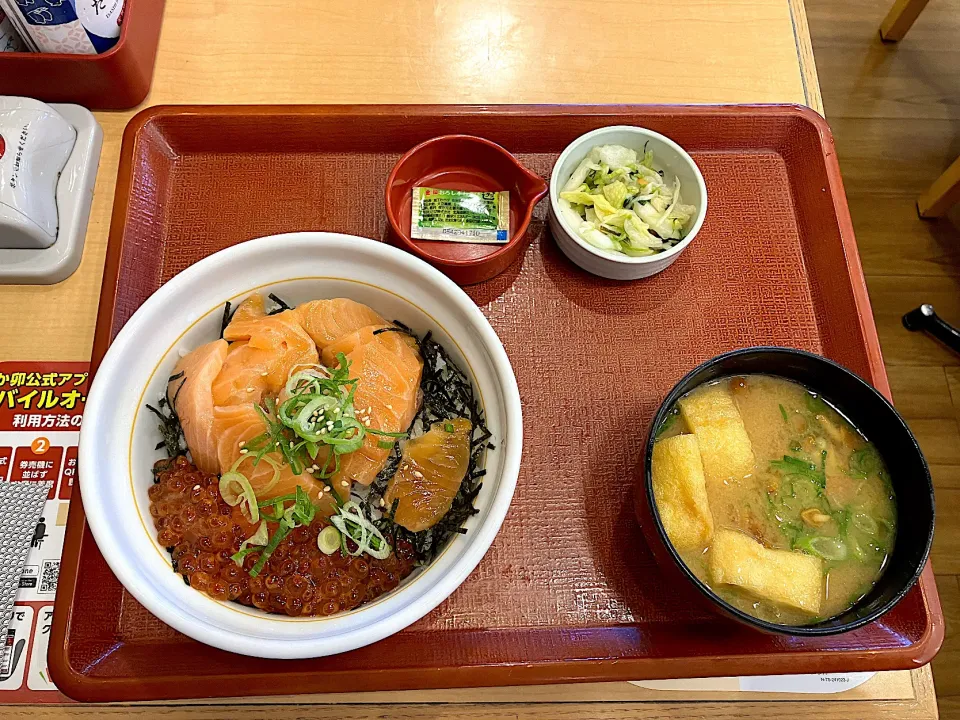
849, 446, 884, 479
805, 392, 829, 415
770, 455, 826, 492
655, 409, 679, 439
219, 471, 259, 524
330, 501, 391, 560
258, 492, 296, 508
365, 427, 408, 438
853, 513, 879, 536
324, 417, 366, 454
377, 440, 394, 449
849, 535, 867, 562
235, 352, 412, 497
249, 521, 293, 577
231, 522, 269, 565
283, 368, 329, 398
779, 404, 788, 423
444, 422, 455, 432
259, 499, 285, 522
293, 485, 316, 526
318, 526, 341, 555
796, 535, 847, 561
228, 452, 282, 495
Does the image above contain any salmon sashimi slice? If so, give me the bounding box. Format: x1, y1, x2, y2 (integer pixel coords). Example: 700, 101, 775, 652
222, 293, 267, 341
384, 418, 472, 532
168, 339, 228, 474
212, 310, 320, 407
295, 299, 386, 351
212, 404, 341, 515
322, 326, 423, 486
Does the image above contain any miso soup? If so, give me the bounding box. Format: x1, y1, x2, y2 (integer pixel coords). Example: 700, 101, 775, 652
652, 374, 896, 625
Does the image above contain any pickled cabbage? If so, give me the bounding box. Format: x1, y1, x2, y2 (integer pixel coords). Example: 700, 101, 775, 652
557, 143, 698, 257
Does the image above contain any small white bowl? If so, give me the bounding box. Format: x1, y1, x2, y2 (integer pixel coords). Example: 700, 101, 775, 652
79, 232, 522, 659
548, 125, 707, 280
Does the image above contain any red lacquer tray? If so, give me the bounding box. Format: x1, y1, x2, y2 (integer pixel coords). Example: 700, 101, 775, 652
50, 105, 944, 702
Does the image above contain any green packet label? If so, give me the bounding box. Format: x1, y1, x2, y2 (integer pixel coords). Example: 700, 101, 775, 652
411, 187, 510, 244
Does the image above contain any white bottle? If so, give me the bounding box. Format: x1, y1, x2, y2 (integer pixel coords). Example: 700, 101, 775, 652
0, 97, 77, 249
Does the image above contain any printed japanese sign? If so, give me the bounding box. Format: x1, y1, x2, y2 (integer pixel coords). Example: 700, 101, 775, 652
0, 362, 86, 703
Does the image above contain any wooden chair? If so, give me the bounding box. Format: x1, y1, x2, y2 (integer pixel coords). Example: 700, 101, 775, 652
881, 0, 960, 217
880, 0, 931, 40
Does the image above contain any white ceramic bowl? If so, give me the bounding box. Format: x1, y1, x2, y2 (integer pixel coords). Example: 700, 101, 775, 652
79, 232, 522, 659
548, 125, 708, 280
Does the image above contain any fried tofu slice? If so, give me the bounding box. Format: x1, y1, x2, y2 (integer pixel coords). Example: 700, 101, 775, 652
678, 384, 755, 484
652, 435, 714, 551
709, 529, 823, 614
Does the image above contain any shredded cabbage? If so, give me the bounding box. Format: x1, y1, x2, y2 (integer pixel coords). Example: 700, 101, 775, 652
590, 144, 637, 169
558, 143, 698, 257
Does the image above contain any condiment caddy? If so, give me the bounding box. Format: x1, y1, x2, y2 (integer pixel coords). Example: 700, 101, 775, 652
0, 0, 166, 109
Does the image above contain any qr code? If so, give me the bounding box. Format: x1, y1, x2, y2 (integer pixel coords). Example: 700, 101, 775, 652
39, 560, 59, 594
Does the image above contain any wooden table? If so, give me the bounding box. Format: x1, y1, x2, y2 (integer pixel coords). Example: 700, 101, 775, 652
0, 0, 939, 717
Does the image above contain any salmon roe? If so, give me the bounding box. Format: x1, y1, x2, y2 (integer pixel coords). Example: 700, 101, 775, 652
149, 456, 415, 616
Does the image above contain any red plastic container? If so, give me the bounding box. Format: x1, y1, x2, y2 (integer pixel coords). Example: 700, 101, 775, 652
0, 0, 165, 110
50, 104, 943, 702
385, 134, 548, 284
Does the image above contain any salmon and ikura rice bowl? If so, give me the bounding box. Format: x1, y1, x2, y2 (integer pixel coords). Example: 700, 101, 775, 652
147, 293, 492, 618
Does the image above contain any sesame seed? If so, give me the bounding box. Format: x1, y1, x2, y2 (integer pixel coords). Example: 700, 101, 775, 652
320, 428, 327, 434
310, 465, 319, 472
246, 386, 254, 392
340, 480, 349, 487
413, 471, 424, 478
385, 404, 393, 410
379, 498, 385, 507
289, 441, 294, 449
238, 441, 245, 447
193, 484, 201, 491
324, 486, 331, 493
261, 371, 268, 377
240, 449, 248, 454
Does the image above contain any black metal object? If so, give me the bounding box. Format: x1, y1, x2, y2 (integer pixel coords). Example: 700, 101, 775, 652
903, 304, 960, 355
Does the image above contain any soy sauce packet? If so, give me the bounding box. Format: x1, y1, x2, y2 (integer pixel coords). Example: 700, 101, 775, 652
411, 187, 510, 244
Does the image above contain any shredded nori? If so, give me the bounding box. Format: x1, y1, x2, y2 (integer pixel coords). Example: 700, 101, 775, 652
220, 301, 234, 338
146, 372, 187, 460
362, 323, 492, 566
267, 293, 292, 315
151, 457, 177, 484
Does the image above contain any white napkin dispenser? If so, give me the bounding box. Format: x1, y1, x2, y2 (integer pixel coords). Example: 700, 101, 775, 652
0, 97, 77, 249
0, 98, 102, 284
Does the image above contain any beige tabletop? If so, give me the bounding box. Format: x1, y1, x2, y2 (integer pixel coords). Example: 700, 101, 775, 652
0, 0, 940, 717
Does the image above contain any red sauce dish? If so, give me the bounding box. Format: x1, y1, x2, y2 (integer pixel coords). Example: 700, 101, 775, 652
385, 135, 548, 285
